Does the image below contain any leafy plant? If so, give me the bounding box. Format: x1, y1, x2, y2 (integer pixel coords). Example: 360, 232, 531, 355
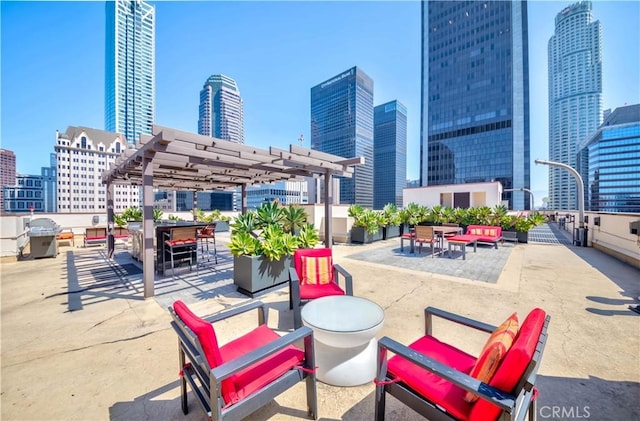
114, 214, 127, 227
353, 209, 382, 235
282, 205, 307, 233
228, 202, 318, 260
194, 208, 207, 222
381, 203, 401, 226
122, 207, 142, 221
297, 223, 320, 249
168, 215, 182, 222
153, 208, 164, 222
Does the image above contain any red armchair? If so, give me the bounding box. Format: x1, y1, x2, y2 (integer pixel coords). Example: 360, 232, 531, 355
375, 307, 549, 421
289, 248, 353, 329
169, 300, 317, 421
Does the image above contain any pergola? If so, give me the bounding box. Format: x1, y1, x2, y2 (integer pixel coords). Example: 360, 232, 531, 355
102, 125, 363, 298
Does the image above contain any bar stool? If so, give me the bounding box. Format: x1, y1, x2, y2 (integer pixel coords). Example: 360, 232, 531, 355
196, 224, 217, 265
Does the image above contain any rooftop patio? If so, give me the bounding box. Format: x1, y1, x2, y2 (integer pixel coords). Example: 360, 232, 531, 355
1, 226, 639, 420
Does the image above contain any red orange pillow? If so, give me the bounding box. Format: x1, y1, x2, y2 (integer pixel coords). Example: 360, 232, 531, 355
300, 255, 333, 285
465, 312, 519, 403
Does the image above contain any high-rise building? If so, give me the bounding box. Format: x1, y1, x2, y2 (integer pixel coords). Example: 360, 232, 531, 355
548, 1, 602, 211
0, 149, 16, 213
105, 0, 155, 144
577, 104, 640, 213
311, 67, 374, 207
420, 1, 531, 210
55, 127, 139, 212
198, 74, 244, 143
374, 100, 407, 209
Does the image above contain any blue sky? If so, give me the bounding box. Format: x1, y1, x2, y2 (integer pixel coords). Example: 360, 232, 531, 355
1, 1, 639, 207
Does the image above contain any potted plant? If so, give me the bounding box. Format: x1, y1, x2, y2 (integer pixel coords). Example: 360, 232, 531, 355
203, 209, 231, 232
381, 203, 401, 240
350, 207, 383, 244
228, 202, 319, 297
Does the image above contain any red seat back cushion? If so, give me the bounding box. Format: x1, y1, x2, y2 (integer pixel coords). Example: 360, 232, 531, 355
219, 324, 304, 404
465, 313, 519, 403
294, 248, 333, 280
468, 308, 546, 421
387, 335, 477, 421
300, 255, 333, 285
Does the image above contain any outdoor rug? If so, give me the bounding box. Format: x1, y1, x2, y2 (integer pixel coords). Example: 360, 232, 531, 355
345, 241, 514, 283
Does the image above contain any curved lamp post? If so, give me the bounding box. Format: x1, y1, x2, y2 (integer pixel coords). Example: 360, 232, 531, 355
503, 188, 535, 210
534, 159, 584, 229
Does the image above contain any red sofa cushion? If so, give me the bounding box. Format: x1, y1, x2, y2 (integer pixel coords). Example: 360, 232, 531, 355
387, 335, 476, 421
466, 225, 502, 241
219, 324, 304, 404
468, 308, 546, 421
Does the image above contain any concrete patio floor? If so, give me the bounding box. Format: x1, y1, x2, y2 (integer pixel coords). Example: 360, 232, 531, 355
1, 229, 639, 420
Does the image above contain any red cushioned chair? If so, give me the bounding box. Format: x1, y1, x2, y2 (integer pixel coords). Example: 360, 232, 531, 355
375, 307, 550, 421
289, 248, 353, 329
169, 300, 317, 421
163, 226, 198, 277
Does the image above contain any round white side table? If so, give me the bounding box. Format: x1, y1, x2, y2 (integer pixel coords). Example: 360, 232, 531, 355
301, 295, 384, 386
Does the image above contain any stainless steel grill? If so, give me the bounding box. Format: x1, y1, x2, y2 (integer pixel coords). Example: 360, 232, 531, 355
27, 218, 62, 258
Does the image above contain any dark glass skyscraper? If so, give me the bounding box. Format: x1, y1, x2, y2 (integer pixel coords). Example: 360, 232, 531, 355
311, 67, 374, 207
420, 1, 530, 210
374, 100, 407, 209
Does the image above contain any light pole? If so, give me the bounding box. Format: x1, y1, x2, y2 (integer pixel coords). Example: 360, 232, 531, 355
535, 159, 587, 246
503, 188, 535, 211
534, 159, 584, 228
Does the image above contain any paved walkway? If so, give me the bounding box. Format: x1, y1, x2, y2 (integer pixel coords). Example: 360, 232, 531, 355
1, 234, 639, 420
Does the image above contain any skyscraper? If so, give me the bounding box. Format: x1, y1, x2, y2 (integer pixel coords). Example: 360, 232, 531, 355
105, 0, 155, 144
311, 67, 374, 207
548, 1, 602, 211
420, 1, 531, 210
198, 74, 244, 143
577, 104, 640, 213
374, 100, 407, 209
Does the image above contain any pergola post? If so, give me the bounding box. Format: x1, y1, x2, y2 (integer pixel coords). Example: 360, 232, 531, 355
106, 182, 115, 258
241, 184, 247, 214
192, 191, 198, 221
324, 171, 333, 248
142, 152, 155, 298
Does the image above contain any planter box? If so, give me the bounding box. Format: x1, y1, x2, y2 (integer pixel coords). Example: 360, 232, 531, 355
350, 226, 383, 244
517, 231, 529, 244
214, 221, 230, 232
233, 254, 292, 297
383, 225, 401, 240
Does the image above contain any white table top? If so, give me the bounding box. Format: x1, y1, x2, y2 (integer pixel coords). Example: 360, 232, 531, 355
301, 295, 384, 333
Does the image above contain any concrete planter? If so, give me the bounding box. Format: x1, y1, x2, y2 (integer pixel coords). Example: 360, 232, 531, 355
517, 231, 529, 244
214, 221, 229, 232
383, 225, 401, 240
351, 226, 383, 244
233, 254, 292, 297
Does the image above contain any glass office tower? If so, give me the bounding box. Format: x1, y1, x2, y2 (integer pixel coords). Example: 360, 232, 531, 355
311, 67, 374, 207
105, 0, 155, 144
548, 1, 602, 211
374, 100, 407, 209
420, 1, 530, 210
577, 105, 640, 213
198, 74, 245, 143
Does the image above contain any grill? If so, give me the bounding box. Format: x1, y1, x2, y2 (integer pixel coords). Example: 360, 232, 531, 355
27, 218, 62, 258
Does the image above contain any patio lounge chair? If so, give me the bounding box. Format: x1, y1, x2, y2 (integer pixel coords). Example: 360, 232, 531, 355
169, 300, 318, 421
375, 306, 549, 421
289, 248, 353, 329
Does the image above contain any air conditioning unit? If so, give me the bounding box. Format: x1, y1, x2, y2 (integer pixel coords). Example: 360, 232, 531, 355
630, 221, 639, 235
594, 217, 600, 226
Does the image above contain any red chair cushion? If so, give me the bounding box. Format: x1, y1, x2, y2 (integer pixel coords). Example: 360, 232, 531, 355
293, 248, 333, 278
300, 255, 333, 285
166, 238, 197, 247
465, 313, 519, 403
299, 282, 345, 300
468, 308, 546, 421
173, 301, 224, 369
387, 335, 476, 421
219, 324, 304, 404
